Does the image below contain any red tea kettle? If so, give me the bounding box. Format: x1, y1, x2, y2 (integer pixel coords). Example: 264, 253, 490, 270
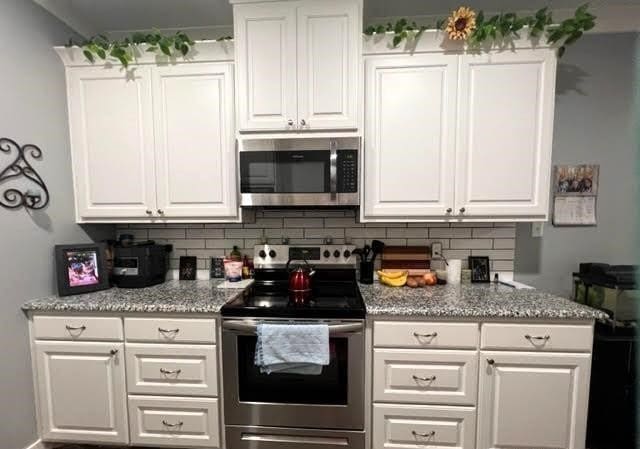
286, 259, 316, 304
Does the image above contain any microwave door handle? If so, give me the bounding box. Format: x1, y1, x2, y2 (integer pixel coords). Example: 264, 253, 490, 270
330, 147, 338, 201
222, 320, 363, 335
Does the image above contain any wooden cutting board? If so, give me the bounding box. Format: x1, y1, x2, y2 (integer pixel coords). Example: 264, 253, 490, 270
381, 246, 431, 275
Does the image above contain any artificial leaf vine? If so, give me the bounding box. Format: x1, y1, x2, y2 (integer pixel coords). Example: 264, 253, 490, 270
364, 3, 596, 57
67, 30, 197, 68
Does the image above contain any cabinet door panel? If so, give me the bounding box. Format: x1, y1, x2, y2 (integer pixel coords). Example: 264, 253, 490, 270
67, 66, 156, 220
35, 341, 128, 444
456, 50, 556, 218
364, 55, 457, 219
477, 352, 590, 449
153, 63, 237, 218
234, 2, 297, 131
297, 0, 359, 129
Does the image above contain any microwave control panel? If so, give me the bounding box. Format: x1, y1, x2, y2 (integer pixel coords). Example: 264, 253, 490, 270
337, 150, 358, 193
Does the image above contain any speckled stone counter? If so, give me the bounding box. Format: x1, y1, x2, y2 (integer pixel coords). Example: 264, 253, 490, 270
360, 282, 607, 320
21, 280, 250, 314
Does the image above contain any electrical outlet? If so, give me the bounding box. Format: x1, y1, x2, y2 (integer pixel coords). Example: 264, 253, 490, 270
431, 242, 443, 258
531, 222, 544, 238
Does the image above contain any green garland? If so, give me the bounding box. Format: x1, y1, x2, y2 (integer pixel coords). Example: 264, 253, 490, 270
67, 30, 198, 68
364, 4, 596, 57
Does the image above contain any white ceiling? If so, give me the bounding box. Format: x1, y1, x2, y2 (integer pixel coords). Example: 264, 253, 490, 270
35, 0, 640, 38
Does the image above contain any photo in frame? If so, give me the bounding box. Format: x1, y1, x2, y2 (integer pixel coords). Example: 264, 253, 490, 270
468, 256, 491, 283
55, 243, 110, 296
179, 256, 197, 280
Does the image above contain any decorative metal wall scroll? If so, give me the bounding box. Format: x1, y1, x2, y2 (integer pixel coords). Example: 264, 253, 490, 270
0, 138, 50, 210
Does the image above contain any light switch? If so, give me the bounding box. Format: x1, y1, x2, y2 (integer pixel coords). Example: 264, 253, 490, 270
531, 222, 544, 238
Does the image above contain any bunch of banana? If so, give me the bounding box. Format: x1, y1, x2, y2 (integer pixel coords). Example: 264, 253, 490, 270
377, 270, 408, 287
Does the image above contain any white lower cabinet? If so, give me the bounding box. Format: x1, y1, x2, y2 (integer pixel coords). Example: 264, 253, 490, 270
128, 395, 220, 448
477, 351, 591, 449
373, 404, 476, 449
34, 341, 128, 444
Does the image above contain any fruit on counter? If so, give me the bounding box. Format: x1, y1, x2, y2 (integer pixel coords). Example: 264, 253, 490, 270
406, 277, 419, 288
423, 272, 437, 286
378, 270, 409, 287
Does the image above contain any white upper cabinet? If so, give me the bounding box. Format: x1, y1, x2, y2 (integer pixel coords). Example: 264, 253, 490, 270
455, 49, 556, 219
234, 2, 297, 131
363, 55, 457, 219
152, 63, 237, 219
233, 0, 361, 132
59, 42, 240, 223
362, 46, 557, 222
67, 66, 156, 220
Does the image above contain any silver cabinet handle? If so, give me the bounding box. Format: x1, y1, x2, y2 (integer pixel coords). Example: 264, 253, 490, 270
157, 209, 164, 215
446, 208, 452, 213
160, 368, 182, 375
412, 430, 435, 438
110, 349, 119, 356
162, 420, 183, 427
145, 210, 153, 215
287, 119, 294, 126
459, 207, 466, 213
487, 358, 495, 365
525, 334, 550, 341
300, 119, 307, 126
412, 375, 436, 382
65, 325, 86, 331
158, 327, 180, 335
413, 331, 437, 338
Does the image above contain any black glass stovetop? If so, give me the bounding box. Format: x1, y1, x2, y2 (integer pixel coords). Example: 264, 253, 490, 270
220, 267, 366, 319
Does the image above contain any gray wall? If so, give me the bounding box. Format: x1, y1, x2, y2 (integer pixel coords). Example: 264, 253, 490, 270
0, 2, 111, 448
515, 32, 639, 296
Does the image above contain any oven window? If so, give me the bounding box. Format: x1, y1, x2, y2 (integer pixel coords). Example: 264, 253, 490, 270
237, 336, 348, 405
240, 151, 330, 194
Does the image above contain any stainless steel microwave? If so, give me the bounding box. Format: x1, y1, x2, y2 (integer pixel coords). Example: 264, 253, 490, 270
239, 142, 359, 207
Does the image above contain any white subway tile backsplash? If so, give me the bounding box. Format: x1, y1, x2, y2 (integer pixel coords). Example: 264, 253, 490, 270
122, 209, 516, 272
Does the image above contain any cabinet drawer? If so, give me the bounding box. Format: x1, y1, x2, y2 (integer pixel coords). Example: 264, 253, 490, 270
33, 315, 123, 341
128, 395, 220, 448
481, 323, 593, 352
374, 321, 478, 349
125, 318, 216, 344
373, 403, 476, 449
373, 349, 478, 406
126, 344, 218, 397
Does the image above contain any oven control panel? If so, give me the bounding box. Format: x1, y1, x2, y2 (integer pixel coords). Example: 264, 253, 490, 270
254, 244, 356, 266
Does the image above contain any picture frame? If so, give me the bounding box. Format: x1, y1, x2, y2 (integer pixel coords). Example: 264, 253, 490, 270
55, 243, 110, 296
179, 256, 197, 280
468, 256, 491, 283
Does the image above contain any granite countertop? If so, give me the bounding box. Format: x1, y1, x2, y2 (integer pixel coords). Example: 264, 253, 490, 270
21, 280, 248, 314
359, 282, 608, 320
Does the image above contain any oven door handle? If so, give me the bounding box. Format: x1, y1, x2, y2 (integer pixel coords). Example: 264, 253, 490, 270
222, 320, 363, 335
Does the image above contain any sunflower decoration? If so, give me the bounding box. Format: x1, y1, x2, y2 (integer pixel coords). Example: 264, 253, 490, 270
445, 6, 477, 41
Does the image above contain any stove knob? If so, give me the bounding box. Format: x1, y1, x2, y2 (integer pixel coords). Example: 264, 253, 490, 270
344, 250, 351, 258
258, 250, 267, 259
323, 250, 331, 258
333, 250, 341, 258
269, 250, 277, 258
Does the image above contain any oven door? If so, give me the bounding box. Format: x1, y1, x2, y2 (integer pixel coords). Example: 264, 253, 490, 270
222, 319, 364, 430
239, 149, 358, 206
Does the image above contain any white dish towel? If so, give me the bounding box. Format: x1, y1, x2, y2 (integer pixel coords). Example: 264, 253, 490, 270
255, 323, 330, 375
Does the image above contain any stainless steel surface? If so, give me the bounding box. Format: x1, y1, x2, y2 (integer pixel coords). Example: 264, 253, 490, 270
222, 320, 363, 335
330, 146, 338, 201
227, 426, 365, 449
222, 317, 365, 430
524, 334, 550, 341
253, 244, 356, 267
160, 368, 182, 375
412, 375, 437, 382
240, 192, 359, 207
65, 325, 86, 331
158, 327, 180, 334
413, 331, 438, 338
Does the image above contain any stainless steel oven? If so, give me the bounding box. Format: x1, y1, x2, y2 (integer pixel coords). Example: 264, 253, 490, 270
239, 141, 359, 206
222, 318, 365, 447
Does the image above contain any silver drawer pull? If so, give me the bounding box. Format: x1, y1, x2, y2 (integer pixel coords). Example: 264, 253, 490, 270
110, 349, 119, 356
413, 332, 437, 338
162, 420, 184, 427
412, 430, 435, 438
412, 375, 436, 382
160, 368, 182, 375
158, 327, 180, 335
525, 334, 550, 341
65, 325, 86, 331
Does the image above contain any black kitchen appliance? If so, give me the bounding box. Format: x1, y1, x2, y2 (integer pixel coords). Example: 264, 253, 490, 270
221, 245, 365, 449
112, 241, 172, 288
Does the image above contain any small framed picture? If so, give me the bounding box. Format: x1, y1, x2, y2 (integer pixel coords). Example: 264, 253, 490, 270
55, 243, 110, 296
468, 256, 490, 283
179, 256, 197, 280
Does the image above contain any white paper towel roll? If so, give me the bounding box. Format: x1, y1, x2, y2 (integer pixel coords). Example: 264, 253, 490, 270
446, 259, 462, 285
